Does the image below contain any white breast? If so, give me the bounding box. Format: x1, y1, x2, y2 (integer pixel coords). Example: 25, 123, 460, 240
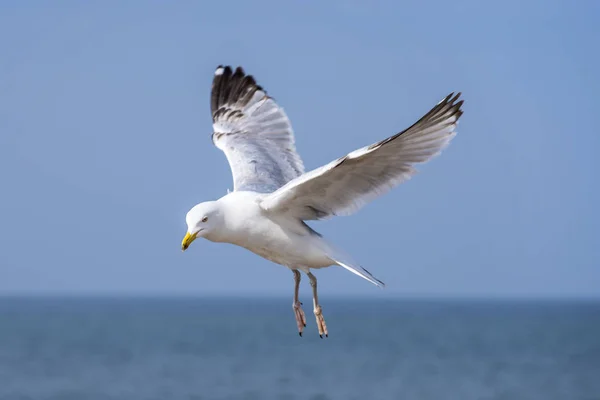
217, 192, 332, 268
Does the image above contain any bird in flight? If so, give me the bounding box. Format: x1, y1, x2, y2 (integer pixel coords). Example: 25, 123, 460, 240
182, 65, 464, 338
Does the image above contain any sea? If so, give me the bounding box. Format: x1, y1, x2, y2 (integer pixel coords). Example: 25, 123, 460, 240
0, 297, 598, 400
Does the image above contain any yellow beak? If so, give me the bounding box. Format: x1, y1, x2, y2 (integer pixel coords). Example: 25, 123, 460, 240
181, 232, 197, 251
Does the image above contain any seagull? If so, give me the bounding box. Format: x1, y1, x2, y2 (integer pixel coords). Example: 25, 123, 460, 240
181, 65, 464, 338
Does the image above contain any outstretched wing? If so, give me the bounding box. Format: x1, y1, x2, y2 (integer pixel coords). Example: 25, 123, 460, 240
210, 66, 304, 193
260, 93, 464, 220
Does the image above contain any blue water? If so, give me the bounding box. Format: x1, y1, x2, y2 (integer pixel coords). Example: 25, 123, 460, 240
0, 297, 598, 400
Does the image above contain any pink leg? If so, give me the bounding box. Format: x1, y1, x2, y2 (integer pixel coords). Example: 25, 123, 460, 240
292, 270, 307, 336
308, 272, 328, 338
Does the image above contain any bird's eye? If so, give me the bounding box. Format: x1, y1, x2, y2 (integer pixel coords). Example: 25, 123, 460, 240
201, 216, 208, 223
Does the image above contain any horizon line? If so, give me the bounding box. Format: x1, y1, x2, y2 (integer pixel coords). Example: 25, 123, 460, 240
0, 292, 598, 302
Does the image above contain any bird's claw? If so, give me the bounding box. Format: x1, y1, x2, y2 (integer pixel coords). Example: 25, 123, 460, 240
293, 301, 307, 337
314, 305, 328, 338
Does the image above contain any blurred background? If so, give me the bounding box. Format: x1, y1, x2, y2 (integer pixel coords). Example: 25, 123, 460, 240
0, 1, 598, 399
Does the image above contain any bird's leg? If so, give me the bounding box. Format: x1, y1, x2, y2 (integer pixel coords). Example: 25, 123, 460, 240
308, 272, 328, 338
292, 270, 306, 336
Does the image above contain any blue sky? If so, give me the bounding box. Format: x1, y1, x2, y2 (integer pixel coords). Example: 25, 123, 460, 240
0, 0, 598, 297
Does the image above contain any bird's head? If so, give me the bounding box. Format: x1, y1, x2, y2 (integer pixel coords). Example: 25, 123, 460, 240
181, 201, 222, 251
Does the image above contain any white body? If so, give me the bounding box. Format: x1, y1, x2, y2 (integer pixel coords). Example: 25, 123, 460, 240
204, 191, 333, 269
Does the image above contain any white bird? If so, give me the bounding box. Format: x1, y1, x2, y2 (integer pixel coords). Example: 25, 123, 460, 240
182, 65, 464, 337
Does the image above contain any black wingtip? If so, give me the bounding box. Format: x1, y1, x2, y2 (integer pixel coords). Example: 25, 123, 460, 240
210, 65, 265, 119
450, 92, 462, 104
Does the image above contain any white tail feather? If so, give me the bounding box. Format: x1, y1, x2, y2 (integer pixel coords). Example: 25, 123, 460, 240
335, 258, 386, 288
322, 241, 385, 288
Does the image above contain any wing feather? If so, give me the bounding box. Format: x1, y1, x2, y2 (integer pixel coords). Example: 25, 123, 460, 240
260, 93, 464, 220
210, 66, 304, 193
